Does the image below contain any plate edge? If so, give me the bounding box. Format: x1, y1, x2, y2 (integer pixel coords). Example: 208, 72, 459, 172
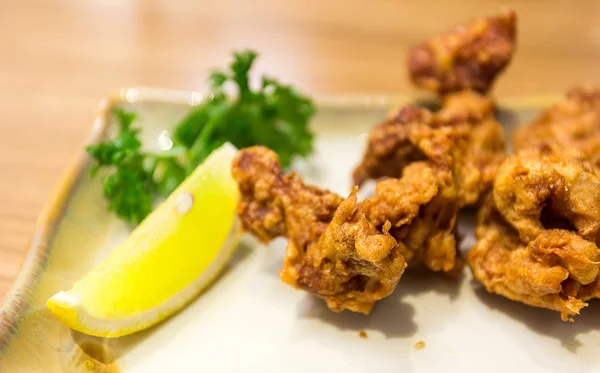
0, 98, 113, 353
114, 86, 563, 110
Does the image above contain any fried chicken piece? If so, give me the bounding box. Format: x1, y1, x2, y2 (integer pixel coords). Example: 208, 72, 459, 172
514, 85, 600, 168
233, 147, 343, 244
469, 195, 600, 321
234, 146, 404, 313
352, 90, 506, 207
494, 145, 600, 243
408, 10, 517, 94
296, 189, 408, 314
233, 146, 460, 313
469, 146, 600, 320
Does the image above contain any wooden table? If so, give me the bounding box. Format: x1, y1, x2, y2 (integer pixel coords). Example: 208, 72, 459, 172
1, 0, 599, 299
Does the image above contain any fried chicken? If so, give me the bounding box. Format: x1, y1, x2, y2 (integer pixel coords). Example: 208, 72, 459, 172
514, 85, 600, 168
233, 146, 460, 314
352, 90, 506, 207
408, 10, 517, 94
233, 10, 520, 316
468, 146, 600, 320
494, 145, 600, 243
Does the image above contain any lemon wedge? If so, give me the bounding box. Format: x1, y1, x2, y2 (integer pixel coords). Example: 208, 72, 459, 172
47, 143, 240, 338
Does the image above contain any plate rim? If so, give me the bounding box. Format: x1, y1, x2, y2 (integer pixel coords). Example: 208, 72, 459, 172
0, 87, 561, 354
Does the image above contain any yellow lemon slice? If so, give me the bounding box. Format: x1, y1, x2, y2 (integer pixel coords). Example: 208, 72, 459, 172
47, 143, 240, 338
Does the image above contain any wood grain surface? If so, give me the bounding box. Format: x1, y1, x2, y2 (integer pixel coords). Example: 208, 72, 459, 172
1, 0, 600, 299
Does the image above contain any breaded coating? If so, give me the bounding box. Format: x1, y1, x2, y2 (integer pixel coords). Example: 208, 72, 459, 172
514, 85, 600, 168
468, 146, 600, 320
351, 105, 461, 187
233, 147, 343, 244
375, 163, 461, 273
494, 145, 600, 243
233, 146, 461, 313
408, 10, 517, 94
352, 91, 506, 207
294, 188, 408, 314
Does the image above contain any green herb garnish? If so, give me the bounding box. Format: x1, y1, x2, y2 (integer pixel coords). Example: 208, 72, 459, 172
86, 49, 315, 224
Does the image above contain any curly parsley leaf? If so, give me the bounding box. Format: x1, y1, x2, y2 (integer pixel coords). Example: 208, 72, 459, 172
174, 49, 315, 169
88, 49, 315, 224
86, 108, 186, 224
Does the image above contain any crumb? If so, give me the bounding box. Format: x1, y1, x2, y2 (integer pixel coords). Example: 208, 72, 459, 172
359, 331, 368, 339
414, 341, 426, 349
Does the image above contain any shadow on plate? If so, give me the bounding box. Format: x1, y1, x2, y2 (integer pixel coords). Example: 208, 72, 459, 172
398, 268, 463, 302
297, 268, 463, 339
67, 330, 120, 371
296, 291, 417, 339
472, 281, 600, 353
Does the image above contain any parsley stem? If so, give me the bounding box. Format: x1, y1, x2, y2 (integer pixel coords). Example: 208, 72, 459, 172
187, 100, 231, 165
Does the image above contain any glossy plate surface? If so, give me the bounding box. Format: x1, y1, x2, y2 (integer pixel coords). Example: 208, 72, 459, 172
1, 89, 598, 373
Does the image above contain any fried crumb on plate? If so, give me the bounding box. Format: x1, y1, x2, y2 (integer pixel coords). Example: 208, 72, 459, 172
359, 331, 368, 339
414, 341, 426, 350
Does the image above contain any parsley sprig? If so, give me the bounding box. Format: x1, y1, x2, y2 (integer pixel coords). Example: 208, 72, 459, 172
86, 50, 315, 224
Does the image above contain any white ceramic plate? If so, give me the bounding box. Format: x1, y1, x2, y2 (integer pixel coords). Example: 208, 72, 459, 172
0, 88, 598, 373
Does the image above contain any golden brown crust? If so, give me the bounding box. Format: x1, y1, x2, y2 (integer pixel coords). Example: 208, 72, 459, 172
353, 90, 506, 208
233, 147, 343, 244
232, 146, 462, 313
514, 85, 600, 169
233, 147, 408, 313
468, 147, 600, 321
351, 105, 434, 188
408, 10, 517, 94
493, 146, 600, 243
377, 162, 461, 273
296, 188, 407, 313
